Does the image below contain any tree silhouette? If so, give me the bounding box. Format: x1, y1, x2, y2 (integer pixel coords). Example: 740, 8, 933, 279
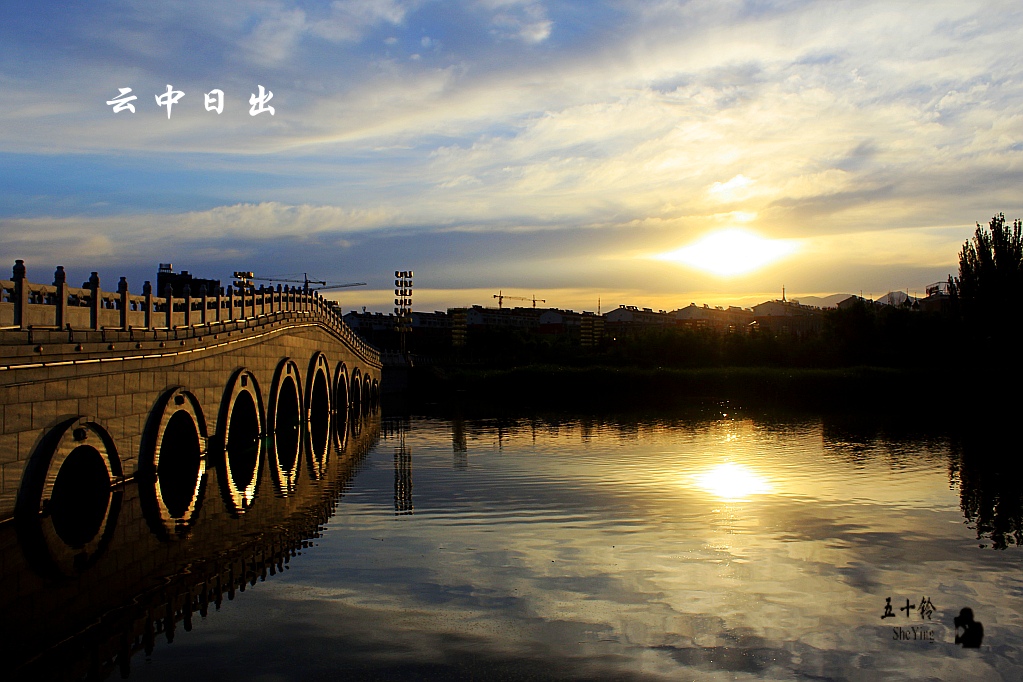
948, 213, 1023, 341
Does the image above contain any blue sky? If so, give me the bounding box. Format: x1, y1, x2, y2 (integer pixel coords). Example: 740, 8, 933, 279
2, 1, 1022, 311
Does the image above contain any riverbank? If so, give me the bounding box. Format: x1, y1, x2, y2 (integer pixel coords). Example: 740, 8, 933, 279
403, 364, 960, 416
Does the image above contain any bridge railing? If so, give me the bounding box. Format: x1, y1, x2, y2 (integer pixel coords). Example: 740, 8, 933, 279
0, 260, 377, 360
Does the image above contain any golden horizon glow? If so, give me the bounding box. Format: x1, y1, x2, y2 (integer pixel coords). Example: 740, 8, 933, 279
694, 462, 773, 500
653, 229, 800, 277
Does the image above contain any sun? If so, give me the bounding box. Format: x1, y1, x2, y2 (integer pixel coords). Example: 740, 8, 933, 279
654, 229, 799, 276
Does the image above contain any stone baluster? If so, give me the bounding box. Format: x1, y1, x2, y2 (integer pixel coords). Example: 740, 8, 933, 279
143, 281, 154, 329
199, 284, 208, 325
228, 284, 236, 321
216, 286, 223, 323
269, 284, 277, 314
183, 283, 192, 327
240, 284, 248, 321
259, 285, 266, 316
249, 285, 256, 319
89, 271, 101, 331
12, 260, 28, 330
118, 276, 130, 331
164, 283, 174, 329
53, 266, 68, 330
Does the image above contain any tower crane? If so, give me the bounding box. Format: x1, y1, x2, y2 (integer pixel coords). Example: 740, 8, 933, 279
252, 273, 367, 292
493, 291, 547, 309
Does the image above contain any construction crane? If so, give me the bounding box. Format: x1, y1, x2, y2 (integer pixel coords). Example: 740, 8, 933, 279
493, 291, 546, 309
252, 273, 367, 292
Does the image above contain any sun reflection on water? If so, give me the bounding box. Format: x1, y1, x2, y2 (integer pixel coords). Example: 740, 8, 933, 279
694, 462, 773, 500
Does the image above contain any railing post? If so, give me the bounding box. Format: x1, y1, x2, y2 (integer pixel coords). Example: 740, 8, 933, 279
199, 284, 208, 325
183, 284, 192, 327
53, 265, 68, 329
143, 281, 154, 329
259, 285, 267, 316
118, 276, 130, 331
269, 284, 277, 315
228, 285, 236, 321
239, 284, 247, 321
89, 271, 101, 331
13, 260, 28, 330
216, 286, 223, 323
164, 283, 174, 329
249, 285, 256, 319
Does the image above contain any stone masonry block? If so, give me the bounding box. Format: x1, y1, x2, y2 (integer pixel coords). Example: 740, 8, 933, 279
65, 378, 89, 399
77, 396, 98, 419
87, 374, 107, 397
0, 433, 18, 469
55, 398, 78, 420
43, 379, 69, 401
132, 392, 152, 416
3, 402, 31, 434
17, 382, 45, 404
107, 372, 125, 395
123, 372, 140, 393
30, 401, 58, 430
96, 395, 117, 419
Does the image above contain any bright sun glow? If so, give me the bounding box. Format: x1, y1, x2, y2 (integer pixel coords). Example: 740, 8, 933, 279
654, 229, 799, 276
694, 462, 772, 500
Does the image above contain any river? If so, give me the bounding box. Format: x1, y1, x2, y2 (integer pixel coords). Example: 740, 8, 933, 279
5, 408, 1022, 680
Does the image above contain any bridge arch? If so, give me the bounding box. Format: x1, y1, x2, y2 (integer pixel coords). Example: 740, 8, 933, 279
333, 361, 350, 450
16, 417, 123, 576
138, 388, 208, 539
305, 353, 333, 480
216, 369, 265, 516
334, 361, 350, 413
267, 359, 303, 496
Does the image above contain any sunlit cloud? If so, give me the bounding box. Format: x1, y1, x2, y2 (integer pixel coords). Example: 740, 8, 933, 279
0, 1, 1021, 308
652, 229, 800, 277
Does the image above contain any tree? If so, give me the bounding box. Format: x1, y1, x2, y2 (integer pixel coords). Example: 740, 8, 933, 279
948, 213, 1023, 342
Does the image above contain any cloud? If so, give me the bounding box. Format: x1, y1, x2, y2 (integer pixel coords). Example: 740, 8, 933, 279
240, 5, 308, 66
2, 0, 1023, 306
480, 1, 553, 43
310, 0, 413, 42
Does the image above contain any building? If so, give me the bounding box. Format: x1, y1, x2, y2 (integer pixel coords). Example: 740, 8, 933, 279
672, 303, 754, 333
156, 263, 221, 298
751, 298, 823, 336
343, 309, 451, 351
603, 305, 675, 327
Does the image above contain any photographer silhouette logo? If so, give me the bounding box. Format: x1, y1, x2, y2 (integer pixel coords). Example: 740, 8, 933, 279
954, 608, 984, 648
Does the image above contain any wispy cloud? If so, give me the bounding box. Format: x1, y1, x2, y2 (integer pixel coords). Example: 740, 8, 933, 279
1, 0, 1021, 308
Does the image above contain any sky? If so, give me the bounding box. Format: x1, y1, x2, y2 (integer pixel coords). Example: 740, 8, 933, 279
2, 1, 1022, 313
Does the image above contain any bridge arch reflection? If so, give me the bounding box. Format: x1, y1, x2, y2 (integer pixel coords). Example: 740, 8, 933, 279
305, 353, 333, 480
268, 358, 303, 495
139, 387, 208, 538
217, 369, 265, 516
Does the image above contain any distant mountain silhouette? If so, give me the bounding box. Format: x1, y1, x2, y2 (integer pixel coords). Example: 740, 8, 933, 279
876, 291, 920, 306
789, 293, 853, 308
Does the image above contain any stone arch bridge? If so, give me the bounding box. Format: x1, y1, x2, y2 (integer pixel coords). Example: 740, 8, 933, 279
0, 260, 382, 536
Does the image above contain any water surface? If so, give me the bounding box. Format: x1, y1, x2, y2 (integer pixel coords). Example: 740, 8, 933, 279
10, 411, 1023, 680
